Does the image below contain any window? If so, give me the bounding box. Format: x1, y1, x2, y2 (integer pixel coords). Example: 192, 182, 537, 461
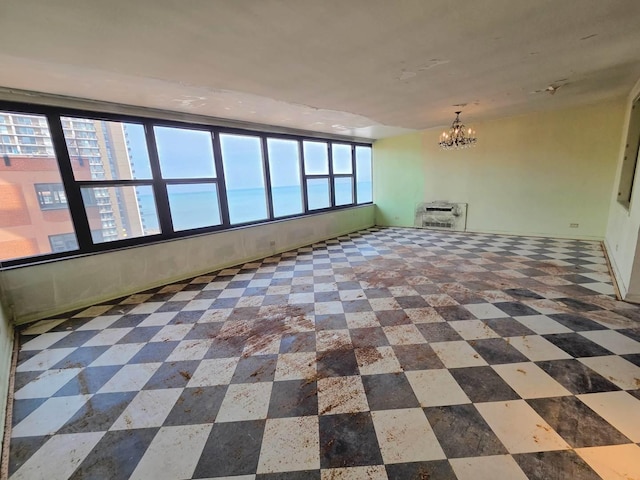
35, 183, 68, 209
267, 138, 303, 217
303, 141, 331, 210
618, 95, 640, 208
356, 146, 373, 204
0, 111, 78, 262
62, 117, 159, 243
0, 102, 373, 265
332, 143, 354, 206
155, 125, 223, 231
220, 134, 268, 224
49, 233, 78, 253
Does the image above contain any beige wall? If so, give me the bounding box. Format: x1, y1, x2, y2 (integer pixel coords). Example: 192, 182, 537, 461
0, 290, 14, 449
374, 99, 625, 240
1, 205, 375, 324
605, 78, 640, 302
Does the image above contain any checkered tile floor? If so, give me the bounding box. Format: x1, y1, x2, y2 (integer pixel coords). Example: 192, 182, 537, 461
7, 227, 640, 479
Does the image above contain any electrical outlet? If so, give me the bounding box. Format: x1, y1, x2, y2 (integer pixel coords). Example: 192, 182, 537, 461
269, 240, 276, 247
569, 223, 579, 228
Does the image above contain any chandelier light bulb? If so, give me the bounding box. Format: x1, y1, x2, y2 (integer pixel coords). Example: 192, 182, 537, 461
438, 111, 477, 150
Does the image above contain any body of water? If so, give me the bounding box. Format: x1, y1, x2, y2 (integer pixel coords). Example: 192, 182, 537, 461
137, 181, 372, 232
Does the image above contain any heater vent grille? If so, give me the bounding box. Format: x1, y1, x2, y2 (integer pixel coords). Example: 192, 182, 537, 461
415, 202, 467, 231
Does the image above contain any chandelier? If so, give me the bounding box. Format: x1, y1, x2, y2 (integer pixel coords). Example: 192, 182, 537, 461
438, 111, 477, 150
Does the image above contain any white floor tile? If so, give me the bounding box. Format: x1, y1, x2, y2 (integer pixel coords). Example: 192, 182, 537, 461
355, 346, 402, 375
9, 432, 104, 480
316, 329, 352, 351
138, 312, 179, 327
577, 391, 640, 442
82, 328, 132, 347
578, 356, 640, 390
405, 369, 470, 407
371, 408, 445, 463
14, 368, 82, 399
75, 315, 122, 331
97, 363, 161, 393
405, 307, 445, 323
450, 455, 528, 480
382, 324, 426, 345
16, 348, 76, 372
129, 424, 212, 480
576, 444, 640, 480
274, 352, 316, 381
492, 362, 572, 399
317, 376, 369, 415
463, 304, 510, 320
345, 312, 379, 329
430, 341, 488, 368
449, 320, 500, 340
166, 339, 214, 361
476, 400, 570, 454
216, 382, 273, 422
11, 395, 91, 437
21, 332, 71, 351
257, 417, 320, 473
150, 324, 194, 343
513, 315, 573, 335
111, 388, 182, 430
320, 465, 389, 479
188, 358, 240, 387
89, 343, 145, 367
507, 335, 573, 361
579, 330, 640, 355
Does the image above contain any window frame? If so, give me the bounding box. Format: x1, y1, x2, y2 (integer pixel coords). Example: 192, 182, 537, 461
0, 100, 373, 268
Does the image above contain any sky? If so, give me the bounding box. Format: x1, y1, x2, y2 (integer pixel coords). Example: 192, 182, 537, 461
124, 123, 372, 190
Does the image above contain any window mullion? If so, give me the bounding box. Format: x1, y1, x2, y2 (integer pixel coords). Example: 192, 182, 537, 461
299, 140, 309, 213
327, 143, 335, 207
145, 123, 173, 236
46, 113, 94, 251
212, 131, 231, 226
261, 136, 275, 220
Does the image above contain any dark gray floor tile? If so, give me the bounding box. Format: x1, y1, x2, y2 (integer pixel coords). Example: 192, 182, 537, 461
231, 355, 278, 383
416, 323, 463, 342
319, 412, 383, 468
163, 385, 227, 426
70, 428, 158, 480
386, 460, 457, 479
8, 435, 50, 476
142, 360, 201, 390
528, 396, 632, 447
54, 366, 122, 396
51, 346, 110, 369
317, 348, 359, 378
547, 313, 607, 332
349, 327, 389, 348
424, 404, 508, 458
543, 333, 613, 357
361, 373, 420, 410
434, 306, 476, 321
514, 451, 601, 480
471, 338, 530, 364
493, 302, 540, 316
375, 310, 412, 326
392, 344, 445, 370
59, 392, 137, 434
128, 341, 180, 364
268, 379, 318, 418
450, 366, 520, 402
483, 318, 536, 337
537, 359, 621, 394
280, 331, 317, 353
192, 420, 265, 478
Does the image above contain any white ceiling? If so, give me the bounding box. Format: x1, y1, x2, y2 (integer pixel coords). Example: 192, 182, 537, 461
1, 0, 639, 139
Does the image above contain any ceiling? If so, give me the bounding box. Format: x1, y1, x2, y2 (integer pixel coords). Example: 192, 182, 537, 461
1, 0, 639, 139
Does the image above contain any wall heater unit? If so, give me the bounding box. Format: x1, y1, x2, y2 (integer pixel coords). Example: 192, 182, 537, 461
414, 201, 468, 231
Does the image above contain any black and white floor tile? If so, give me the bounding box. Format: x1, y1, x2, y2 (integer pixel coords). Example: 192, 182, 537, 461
7, 227, 640, 479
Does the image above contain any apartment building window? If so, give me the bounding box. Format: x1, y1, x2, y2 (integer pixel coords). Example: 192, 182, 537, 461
0, 110, 78, 262
0, 102, 373, 266
49, 233, 79, 253
62, 117, 159, 243
35, 183, 68, 209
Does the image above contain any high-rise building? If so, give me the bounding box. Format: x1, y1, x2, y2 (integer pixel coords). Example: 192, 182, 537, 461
0, 112, 146, 261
